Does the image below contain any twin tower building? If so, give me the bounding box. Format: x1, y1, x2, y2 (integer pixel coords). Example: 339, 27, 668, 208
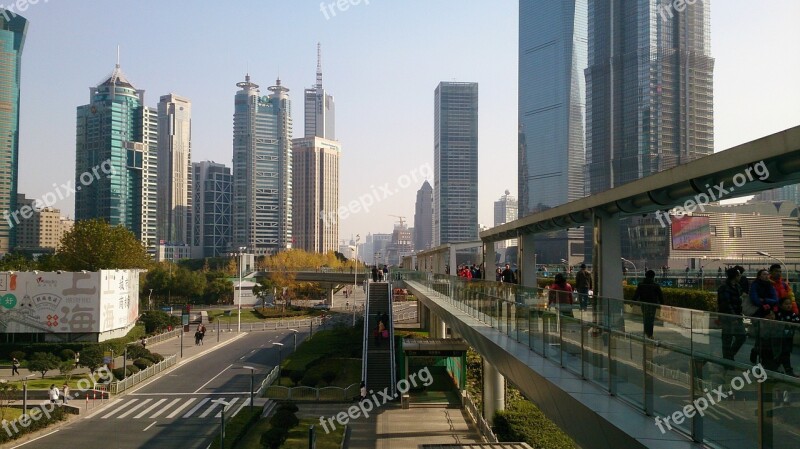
74, 45, 340, 259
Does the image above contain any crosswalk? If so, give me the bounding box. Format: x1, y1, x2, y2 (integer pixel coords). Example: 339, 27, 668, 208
100, 396, 249, 420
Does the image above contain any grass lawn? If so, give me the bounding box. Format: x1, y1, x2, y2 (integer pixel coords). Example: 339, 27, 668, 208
21, 373, 106, 391
208, 408, 260, 449
282, 418, 343, 449
281, 327, 362, 374
0, 408, 23, 422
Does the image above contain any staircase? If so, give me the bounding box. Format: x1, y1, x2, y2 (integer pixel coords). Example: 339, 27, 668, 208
362, 281, 396, 397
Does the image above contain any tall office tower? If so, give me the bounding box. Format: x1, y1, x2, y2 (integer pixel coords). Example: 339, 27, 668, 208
291, 137, 340, 253
413, 180, 433, 252
75, 62, 158, 252
304, 43, 335, 139
157, 94, 192, 246
0, 14, 26, 254
494, 189, 519, 252
518, 0, 587, 264
191, 161, 232, 258
433, 82, 479, 246
232, 75, 293, 255
586, 0, 714, 263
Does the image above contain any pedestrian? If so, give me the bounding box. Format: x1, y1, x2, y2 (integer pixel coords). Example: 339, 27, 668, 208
632, 270, 664, 339
768, 264, 798, 314
49, 384, 60, 405
371, 266, 379, 282
11, 357, 20, 376
501, 264, 516, 284
195, 329, 201, 345
547, 273, 574, 317
575, 264, 592, 311
748, 269, 779, 363
375, 321, 385, 347
717, 268, 746, 361
141, 337, 147, 349
62, 384, 70, 404
199, 324, 206, 345
774, 296, 800, 376
360, 381, 368, 401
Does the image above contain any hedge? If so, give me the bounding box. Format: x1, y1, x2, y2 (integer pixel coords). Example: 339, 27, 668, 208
0, 325, 146, 361
0, 405, 67, 443
494, 401, 577, 449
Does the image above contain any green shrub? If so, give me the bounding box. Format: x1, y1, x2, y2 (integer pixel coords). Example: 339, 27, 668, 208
276, 402, 298, 413
301, 373, 320, 387
133, 358, 153, 370
125, 345, 151, 360
494, 401, 577, 449
60, 348, 76, 361
269, 409, 299, 429
27, 352, 61, 378
127, 364, 140, 374
321, 370, 336, 385
0, 405, 66, 443
112, 367, 127, 380
260, 427, 288, 449
143, 352, 164, 363
288, 370, 304, 386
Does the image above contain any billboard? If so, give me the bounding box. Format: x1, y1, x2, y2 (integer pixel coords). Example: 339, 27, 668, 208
671, 216, 711, 251
0, 270, 140, 334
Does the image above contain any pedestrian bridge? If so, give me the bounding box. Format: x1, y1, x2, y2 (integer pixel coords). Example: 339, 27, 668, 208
399, 271, 799, 449
252, 270, 369, 285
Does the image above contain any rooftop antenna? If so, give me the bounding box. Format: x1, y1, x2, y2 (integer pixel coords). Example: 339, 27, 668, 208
316, 42, 323, 89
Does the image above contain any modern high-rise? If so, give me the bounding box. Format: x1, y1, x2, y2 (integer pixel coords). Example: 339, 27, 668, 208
292, 137, 340, 253
232, 75, 293, 255
586, 1, 714, 263
191, 161, 232, 258
75, 62, 158, 252
304, 43, 335, 140
433, 82, 479, 246
494, 190, 518, 251
414, 180, 433, 252
157, 94, 192, 246
518, 0, 587, 264
0, 14, 26, 254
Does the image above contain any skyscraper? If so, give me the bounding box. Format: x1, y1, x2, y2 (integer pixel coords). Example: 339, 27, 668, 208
433, 82, 478, 246
232, 75, 293, 255
191, 161, 232, 258
304, 43, 335, 140
518, 0, 587, 263
494, 189, 518, 251
292, 137, 339, 253
0, 14, 26, 254
586, 1, 714, 264
414, 180, 433, 252
157, 94, 192, 245
75, 62, 158, 252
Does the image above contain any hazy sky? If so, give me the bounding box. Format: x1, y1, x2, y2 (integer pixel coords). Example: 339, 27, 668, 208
14, 0, 800, 244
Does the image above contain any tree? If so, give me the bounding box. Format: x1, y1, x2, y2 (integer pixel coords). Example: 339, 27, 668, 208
204, 272, 233, 304
57, 219, 152, 271
80, 346, 105, 374
0, 380, 19, 421
140, 310, 177, 334
252, 277, 276, 306
27, 352, 61, 379
59, 360, 76, 382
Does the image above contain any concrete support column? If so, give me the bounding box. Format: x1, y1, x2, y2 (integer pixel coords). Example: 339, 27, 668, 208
449, 247, 457, 277
429, 311, 440, 338
439, 319, 447, 339
592, 210, 625, 332
327, 288, 334, 304
482, 357, 505, 424
484, 241, 496, 278
518, 232, 537, 288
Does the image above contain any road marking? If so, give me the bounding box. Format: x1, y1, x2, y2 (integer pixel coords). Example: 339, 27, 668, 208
193, 364, 233, 393
131, 392, 251, 396
150, 398, 182, 418
142, 421, 157, 432
166, 398, 197, 418
183, 398, 210, 418
135, 398, 167, 418
200, 398, 227, 418
213, 397, 240, 418
101, 398, 139, 419
117, 399, 153, 419
9, 429, 60, 448
229, 398, 249, 418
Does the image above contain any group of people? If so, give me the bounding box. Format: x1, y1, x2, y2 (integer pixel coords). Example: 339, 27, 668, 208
371, 266, 389, 282
194, 324, 207, 345
458, 264, 482, 279
48, 384, 70, 405
373, 311, 390, 347
718, 264, 799, 376
494, 264, 517, 284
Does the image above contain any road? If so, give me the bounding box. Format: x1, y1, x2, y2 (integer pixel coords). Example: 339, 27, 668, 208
11, 329, 305, 449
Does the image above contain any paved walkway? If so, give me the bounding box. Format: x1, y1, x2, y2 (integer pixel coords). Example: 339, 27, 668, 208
297, 403, 483, 449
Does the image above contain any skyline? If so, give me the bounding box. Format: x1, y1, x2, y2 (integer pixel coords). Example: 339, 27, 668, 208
10, 0, 800, 246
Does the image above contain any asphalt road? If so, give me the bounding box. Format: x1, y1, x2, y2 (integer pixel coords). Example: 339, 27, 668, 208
11, 329, 306, 449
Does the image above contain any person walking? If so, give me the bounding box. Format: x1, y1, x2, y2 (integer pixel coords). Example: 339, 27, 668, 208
575, 264, 592, 311
548, 273, 574, 317
717, 268, 746, 361
360, 381, 368, 401
768, 264, 798, 314
748, 269, 779, 363
632, 270, 664, 339
62, 384, 70, 404
11, 357, 20, 376
49, 384, 60, 405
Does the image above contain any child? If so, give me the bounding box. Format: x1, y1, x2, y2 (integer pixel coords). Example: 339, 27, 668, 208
775, 297, 800, 377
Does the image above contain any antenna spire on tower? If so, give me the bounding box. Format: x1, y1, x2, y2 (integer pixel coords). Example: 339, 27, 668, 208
316, 42, 323, 89
116, 45, 120, 69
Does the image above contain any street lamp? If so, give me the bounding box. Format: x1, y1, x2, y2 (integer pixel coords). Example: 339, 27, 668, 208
288, 329, 298, 352
21, 374, 34, 414
354, 234, 360, 304
757, 250, 788, 274
621, 257, 637, 277
241, 366, 256, 413
213, 398, 231, 449
273, 342, 284, 386
238, 247, 247, 333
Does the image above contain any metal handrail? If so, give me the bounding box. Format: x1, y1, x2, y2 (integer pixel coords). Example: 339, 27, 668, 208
361, 280, 371, 387
387, 281, 397, 397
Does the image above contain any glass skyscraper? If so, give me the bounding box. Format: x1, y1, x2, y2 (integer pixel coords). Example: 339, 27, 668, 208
518, 0, 587, 264
191, 161, 232, 258
75, 63, 158, 252
414, 180, 433, 252
0, 14, 26, 254
304, 43, 335, 140
433, 82, 478, 246
232, 75, 293, 255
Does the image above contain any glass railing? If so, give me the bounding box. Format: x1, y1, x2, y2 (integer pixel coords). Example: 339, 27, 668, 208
398, 270, 800, 449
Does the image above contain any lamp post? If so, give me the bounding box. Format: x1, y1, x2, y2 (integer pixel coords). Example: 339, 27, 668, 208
238, 247, 247, 333
241, 366, 256, 413
273, 342, 284, 386
757, 250, 788, 279
21, 374, 34, 414
354, 234, 360, 306
214, 398, 231, 449
288, 329, 298, 352
621, 257, 637, 278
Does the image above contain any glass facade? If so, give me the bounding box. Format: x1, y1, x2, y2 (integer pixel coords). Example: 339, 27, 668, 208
0, 14, 26, 253
433, 82, 478, 246
232, 76, 293, 255
75, 65, 158, 252
414, 180, 433, 252
518, 0, 587, 263
191, 161, 232, 258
